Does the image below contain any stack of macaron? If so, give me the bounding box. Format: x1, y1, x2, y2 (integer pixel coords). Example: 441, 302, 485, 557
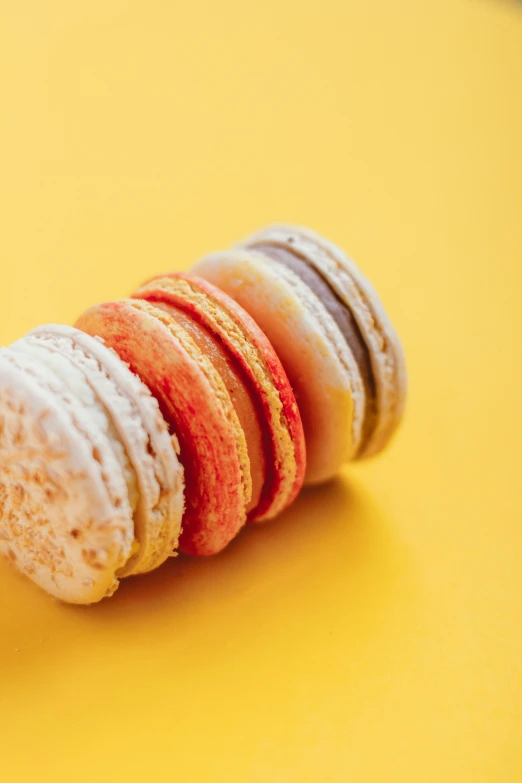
0, 224, 406, 603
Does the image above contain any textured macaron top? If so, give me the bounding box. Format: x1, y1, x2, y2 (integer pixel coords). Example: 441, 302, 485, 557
134, 273, 306, 521
12, 325, 184, 576
0, 348, 134, 603
240, 224, 407, 459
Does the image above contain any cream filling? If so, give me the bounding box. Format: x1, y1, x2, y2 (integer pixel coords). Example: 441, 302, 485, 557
12, 341, 139, 513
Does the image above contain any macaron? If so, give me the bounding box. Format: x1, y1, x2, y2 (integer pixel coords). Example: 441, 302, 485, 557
0, 327, 184, 603
133, 272, 306, 523
192, 224, 407, 483
75, 299, 252, 556
11, 325, 184, 578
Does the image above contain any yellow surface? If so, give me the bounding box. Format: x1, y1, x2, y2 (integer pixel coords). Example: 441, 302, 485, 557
0, 1, 521, 780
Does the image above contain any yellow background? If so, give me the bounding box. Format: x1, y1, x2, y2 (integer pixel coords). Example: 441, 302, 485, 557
1, 1, 521, 780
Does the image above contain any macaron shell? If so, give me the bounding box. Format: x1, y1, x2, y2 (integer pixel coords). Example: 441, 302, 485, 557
76, 300, 250, 556
241, 224, 407, 458
192, 249, 361, 484
150, 297, 267, 514
22, 325, 184, 575
0, 350, 134, 603
135, 274, 306, 520
11, 337, 141, 517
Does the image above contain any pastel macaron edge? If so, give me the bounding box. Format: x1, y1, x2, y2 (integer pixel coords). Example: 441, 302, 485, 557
239, 224, 408, 458
192, 248, 362, 484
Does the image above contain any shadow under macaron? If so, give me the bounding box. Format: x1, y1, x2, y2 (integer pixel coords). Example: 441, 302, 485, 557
88, 473, 409, 631
0, 474, 415, 706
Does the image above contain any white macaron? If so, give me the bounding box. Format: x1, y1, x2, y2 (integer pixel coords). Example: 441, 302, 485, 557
0, 326, 184, 603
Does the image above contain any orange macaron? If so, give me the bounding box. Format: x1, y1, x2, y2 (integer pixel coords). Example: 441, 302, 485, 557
76, 276, 305, 556
76, 299, 248, 556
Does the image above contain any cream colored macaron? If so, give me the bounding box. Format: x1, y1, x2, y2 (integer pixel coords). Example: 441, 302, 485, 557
193, 224, 407, 483
0, 325, 184, 603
